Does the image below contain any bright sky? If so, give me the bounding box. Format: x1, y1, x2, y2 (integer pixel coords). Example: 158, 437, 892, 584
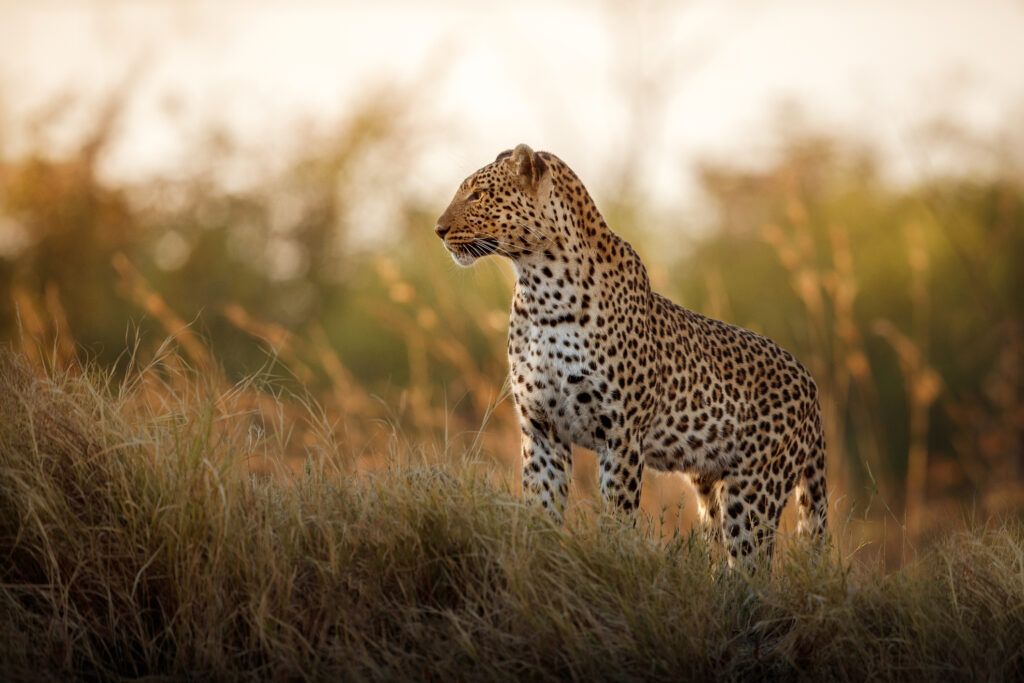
1, 0, 1023, 211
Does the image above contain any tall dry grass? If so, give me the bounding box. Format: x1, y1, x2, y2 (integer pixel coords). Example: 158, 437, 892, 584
2, 348, 1024, 680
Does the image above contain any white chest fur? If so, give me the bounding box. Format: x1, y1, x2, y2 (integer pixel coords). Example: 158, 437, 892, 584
509, 314, 605, 448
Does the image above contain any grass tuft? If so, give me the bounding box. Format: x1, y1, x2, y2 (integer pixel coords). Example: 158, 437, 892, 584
2, 347, 1023, 680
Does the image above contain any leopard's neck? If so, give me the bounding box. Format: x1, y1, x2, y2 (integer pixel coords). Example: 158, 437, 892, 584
510, 190, 645, 327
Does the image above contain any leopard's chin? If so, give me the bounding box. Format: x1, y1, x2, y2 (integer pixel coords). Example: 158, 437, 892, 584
449, 248, 478, 267
447, 237, 499, 267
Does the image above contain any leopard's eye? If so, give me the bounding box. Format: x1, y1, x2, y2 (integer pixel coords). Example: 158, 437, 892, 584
465, 190, 479, 202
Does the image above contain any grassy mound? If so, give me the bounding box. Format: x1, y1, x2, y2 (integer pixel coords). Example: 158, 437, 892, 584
1, 348, 1023, 681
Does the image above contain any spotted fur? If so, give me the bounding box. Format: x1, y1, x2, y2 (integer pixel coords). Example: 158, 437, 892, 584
435, 144, 827, 565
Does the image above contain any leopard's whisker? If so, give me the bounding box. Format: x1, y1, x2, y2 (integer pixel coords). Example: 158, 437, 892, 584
474, 235, 540, 256
515, 222, 558, 248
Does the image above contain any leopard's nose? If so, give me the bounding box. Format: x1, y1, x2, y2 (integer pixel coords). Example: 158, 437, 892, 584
434, 224, 450, 239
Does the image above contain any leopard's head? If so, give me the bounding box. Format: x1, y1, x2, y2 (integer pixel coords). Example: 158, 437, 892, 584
435, 143, 553, 267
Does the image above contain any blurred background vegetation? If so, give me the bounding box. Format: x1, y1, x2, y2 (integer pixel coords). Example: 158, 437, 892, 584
4, 90, 1022, 564
2, 2, 1022, 567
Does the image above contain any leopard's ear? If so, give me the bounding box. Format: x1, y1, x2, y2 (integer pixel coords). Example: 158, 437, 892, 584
510, 143, 548, 188
495, 149, 513, 162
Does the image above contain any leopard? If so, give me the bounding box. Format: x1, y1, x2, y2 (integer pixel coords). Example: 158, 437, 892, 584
435, 144, 827, 566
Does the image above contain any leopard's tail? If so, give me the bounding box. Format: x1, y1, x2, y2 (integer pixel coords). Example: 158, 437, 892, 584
794, 406, 827, 541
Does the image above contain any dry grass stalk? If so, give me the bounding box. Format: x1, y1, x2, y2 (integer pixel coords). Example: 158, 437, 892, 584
111, 252, 212, 371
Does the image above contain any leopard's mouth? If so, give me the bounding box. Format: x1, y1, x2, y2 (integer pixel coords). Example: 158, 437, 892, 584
447, 237, 500, 266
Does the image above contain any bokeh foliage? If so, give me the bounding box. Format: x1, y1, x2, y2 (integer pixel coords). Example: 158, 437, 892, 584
1, 96, 1022, 552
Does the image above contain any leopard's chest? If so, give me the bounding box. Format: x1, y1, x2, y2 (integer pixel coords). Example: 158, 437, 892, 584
508, 315, 605, 447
